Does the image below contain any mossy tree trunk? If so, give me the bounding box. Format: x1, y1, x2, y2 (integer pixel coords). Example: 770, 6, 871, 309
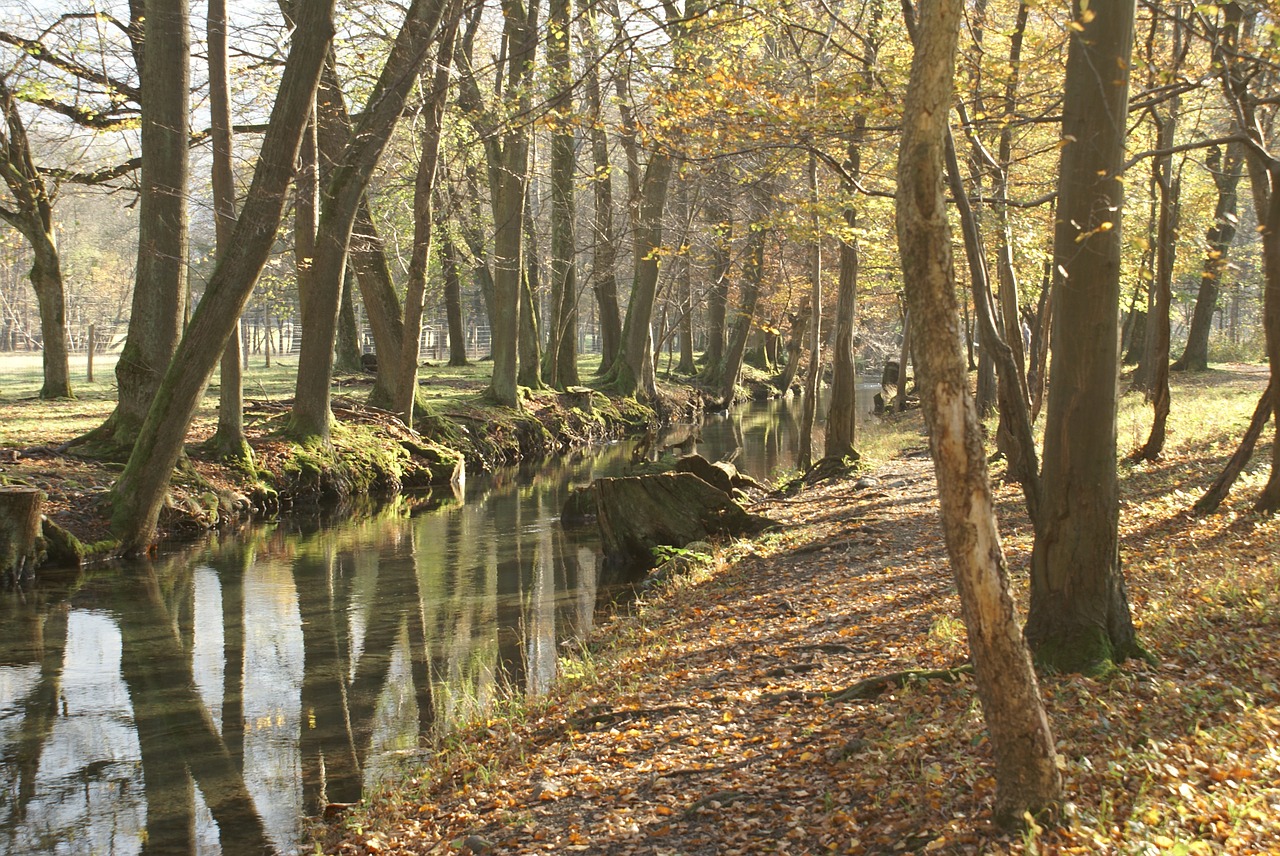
110, 0, 338, 552
896, 0, 1061, 825
1026, 0, 1143, 673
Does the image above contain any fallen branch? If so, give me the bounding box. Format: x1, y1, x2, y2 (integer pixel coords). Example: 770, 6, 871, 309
826, 664, 973, 703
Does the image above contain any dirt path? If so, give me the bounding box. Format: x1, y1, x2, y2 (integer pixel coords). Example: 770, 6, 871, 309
332, 456, 1012, 854
327, 429, 1280, 855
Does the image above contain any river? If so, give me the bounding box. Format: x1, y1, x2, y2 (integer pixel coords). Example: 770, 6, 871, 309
0, 389, 879, 855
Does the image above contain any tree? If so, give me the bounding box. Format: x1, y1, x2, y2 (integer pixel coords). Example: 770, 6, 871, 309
291, 0, 455, 442
398, 12, 461, 426
1025, 0, 1144, 673
0, 77, 72, 399
541, 0, 579, 390
107, 0, 190, 451
895, 0, 1060, 825
1172, 142, 1244, 372
206, 0, 251, 464
111, 0, 338, 550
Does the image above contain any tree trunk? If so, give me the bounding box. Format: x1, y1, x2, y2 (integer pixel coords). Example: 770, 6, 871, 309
111, 0, 190, 449
778, 301, 809, 394
701, 193, 732, 382
440, 231, 469, 366
0, 487, 42, 583
798, 153, 822, 471
207, 0, 250, 464
1194, 380, 1273, 515
28, 235, 73, 400
1026, 0, 1143, 673
579, 0, 622, 372
110, 0, 337, 551
398, 14, 459, 426
895, 0, 1060, 825
0, 82, 73, 400
718, 206, 767, 407
943, 129, 1039, 515
335, 267, 364, 372
543, 0, 578, 390
609, 153, 673, 399
518, 189, 545, 389
1173, 144, 1243, 372
292, 0, 450, 443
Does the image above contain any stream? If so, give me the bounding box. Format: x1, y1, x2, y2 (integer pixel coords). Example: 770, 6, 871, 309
0, 388, 878, 854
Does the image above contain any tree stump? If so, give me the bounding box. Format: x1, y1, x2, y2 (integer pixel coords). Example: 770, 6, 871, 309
0, 487, 44, 583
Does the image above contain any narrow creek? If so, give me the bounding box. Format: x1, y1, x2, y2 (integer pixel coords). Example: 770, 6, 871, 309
0, 389, 877, 854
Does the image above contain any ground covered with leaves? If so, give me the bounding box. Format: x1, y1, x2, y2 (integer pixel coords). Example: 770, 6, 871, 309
325, 370, 1280, 855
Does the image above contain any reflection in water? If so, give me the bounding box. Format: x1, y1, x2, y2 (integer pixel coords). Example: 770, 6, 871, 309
0, 386, 878, 853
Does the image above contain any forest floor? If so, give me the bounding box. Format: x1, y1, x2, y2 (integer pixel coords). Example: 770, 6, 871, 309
0, 353, 686, 555
322, 365, 1280, 855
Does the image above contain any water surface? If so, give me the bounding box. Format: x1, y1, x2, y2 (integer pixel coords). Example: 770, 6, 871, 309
0, 389, 876, 854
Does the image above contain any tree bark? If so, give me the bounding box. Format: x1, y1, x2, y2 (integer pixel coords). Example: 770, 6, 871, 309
1172, 143, 1243, 372
717, 204, 768, 408
895, 0, 1060, 826
1194, 380, 1273, 515
608, 153, 673, 399
0, 82, 73, 400
439, 230, 469, 366
1026, 0, 1143, 673
0, 487, 42, 583
110, 0, 337, 551
398, 14, 460, 426
110, 0, 190, 449
207, 0, 250, 464
579, 0, 622, 372
542, 0, 579, 389
292, 0, 451, 443
798, 153, 822, 471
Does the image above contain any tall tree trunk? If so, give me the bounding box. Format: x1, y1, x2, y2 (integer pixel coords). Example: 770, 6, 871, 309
110, 0, 190, 449
543, 0, 578, 389
608, 153, 673, 399
718, 201, 767, 407
896, 0, 1060, 825
312, 61, 408, 403
579, 0, 622, 372
1026, 0, 1143, 673
207, 0, 249, 464
0, 82, 73, 399
110, 0, 337, 551
335, 267, 364, 372
778, 300, 809, 394
700, 189, 732, 381
518, 185, 545, 389
1173, 143, 1244, 372
798, 153, 822, 471
824, 1, 879, 462
398, 14, 460, 427
1194, 380, 1273, 515
292, 0, 450, 442
439, 231, 469, 366
943, 129, 1039, 515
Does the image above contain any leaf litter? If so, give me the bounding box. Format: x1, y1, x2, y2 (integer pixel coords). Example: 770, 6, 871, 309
326, 402, 1280, 855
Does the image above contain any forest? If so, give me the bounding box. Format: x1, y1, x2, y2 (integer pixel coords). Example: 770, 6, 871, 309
2, 0, 1280, 851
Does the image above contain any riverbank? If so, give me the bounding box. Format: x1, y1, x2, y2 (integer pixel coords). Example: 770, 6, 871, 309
0, 357, 710, 565
320, 365, 1280, 855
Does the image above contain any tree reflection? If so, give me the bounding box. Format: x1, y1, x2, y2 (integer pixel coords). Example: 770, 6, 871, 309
114, 556, 273, 855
